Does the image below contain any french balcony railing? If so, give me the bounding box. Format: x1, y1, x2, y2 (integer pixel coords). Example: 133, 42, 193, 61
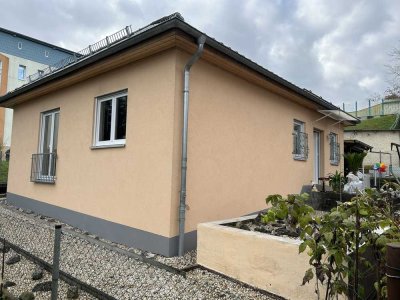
292, 132, 309, 160
330, 142, 341, 166
31, 153, 57, 183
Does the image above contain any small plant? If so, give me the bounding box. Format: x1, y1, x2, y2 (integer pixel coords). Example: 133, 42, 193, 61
262, 193, 315, 229
328, 171, 345, 193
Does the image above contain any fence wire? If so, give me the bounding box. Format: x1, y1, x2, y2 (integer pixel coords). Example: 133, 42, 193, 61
0, 206, 186, 299
0, 208, 55, 263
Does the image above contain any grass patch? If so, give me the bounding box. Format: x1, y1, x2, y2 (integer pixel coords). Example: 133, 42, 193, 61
345, 114, 398, 131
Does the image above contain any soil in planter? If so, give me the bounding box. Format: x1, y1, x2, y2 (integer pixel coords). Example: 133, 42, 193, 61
224, 213, 301, 238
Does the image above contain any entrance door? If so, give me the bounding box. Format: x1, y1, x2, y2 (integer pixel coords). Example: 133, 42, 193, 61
39, 110, 59, 178
313, 130, 321, 183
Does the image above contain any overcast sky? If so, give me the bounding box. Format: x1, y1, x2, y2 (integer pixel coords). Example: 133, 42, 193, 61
1, 0, 399, 109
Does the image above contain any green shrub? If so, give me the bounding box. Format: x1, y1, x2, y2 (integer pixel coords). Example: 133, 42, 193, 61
328, 171, 345, 193
264, 183, 400, 299
0, 161, 9, 183
344, 152, 367, 174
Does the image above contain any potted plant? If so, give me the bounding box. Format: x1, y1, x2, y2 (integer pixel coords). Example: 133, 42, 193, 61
328, 171, 345, 193
344, 152, 367, 174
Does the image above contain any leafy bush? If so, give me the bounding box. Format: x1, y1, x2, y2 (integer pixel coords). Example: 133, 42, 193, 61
263, 194, 315, 229
263, 184, 400, 299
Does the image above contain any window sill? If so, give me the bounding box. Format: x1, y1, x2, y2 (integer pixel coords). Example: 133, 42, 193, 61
330, 161, 340, 166
293, 155, 307, 161
91, 144, 126, 150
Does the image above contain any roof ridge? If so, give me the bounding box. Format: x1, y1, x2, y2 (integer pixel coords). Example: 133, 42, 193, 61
0, 13, 354, 118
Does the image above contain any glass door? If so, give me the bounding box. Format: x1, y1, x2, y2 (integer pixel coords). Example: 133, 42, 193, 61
39, 110, 59, 178
313, 130, 321, 183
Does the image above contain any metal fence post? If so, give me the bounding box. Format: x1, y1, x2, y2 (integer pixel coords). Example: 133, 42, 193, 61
51, 225, 62, 300
386, 242, 400, 300
0, 238, 5, 299
355, 101, 358, 118
368, 99, 371, 117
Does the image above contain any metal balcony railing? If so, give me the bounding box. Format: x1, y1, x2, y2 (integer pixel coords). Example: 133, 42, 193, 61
31, 153, 57, 183
330, 142, 340, 165
293, 132, 309, 160
15, 13, 184, 92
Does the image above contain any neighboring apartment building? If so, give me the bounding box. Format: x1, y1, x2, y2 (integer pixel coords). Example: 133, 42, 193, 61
0, 27, 74, 150
0, 14, 357, 256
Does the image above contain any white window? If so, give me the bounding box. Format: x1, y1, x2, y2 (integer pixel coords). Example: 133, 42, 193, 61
293, 120, 308, 160
18, 42, 22, 49
18, 65, 26, 80
94, 91, 127, 147
329, 133, 340, 165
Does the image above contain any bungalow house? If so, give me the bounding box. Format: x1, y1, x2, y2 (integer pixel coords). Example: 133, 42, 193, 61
0, 13, 357, 256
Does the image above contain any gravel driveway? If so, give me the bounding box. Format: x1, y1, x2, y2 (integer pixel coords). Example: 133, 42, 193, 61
0, 199, 281, 299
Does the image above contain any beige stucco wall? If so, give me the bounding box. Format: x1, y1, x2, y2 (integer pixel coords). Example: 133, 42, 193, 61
8, 49, 178, 237
197, 216, 330, 299
170, 49, 344, 235
7, 42, 344, 241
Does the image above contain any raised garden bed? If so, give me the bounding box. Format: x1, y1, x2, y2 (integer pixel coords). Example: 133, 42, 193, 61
197, 215, 328, 300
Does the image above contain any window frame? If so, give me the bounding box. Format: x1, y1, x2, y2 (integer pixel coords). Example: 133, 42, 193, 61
329, 132, 340, 166
293, 119, 308, 161
93, 91, 127, 147
18, 65, 26, 81
33, 109, 60, 183
18, 42, 22, 50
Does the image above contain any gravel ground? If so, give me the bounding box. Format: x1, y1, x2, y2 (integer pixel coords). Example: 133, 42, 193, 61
0, 199, 280, 300
2, 250, 95, 299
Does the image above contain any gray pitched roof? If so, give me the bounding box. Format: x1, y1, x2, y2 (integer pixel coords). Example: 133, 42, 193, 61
0, 12, 356, 122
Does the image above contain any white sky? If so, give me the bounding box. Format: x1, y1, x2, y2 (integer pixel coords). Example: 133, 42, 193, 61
1, 0, 399, 109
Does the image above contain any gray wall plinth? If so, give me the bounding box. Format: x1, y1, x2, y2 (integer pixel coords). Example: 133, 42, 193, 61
6, 193, 196, 257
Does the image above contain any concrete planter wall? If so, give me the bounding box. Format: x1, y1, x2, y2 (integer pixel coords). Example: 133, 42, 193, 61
197, 215, 324, 300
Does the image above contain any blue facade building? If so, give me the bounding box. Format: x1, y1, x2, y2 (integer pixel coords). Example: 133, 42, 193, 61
0, 27, 74, 66
0, 27, 74, 149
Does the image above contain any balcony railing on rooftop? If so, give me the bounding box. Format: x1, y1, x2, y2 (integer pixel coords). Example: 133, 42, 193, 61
31, 153, 57, 183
